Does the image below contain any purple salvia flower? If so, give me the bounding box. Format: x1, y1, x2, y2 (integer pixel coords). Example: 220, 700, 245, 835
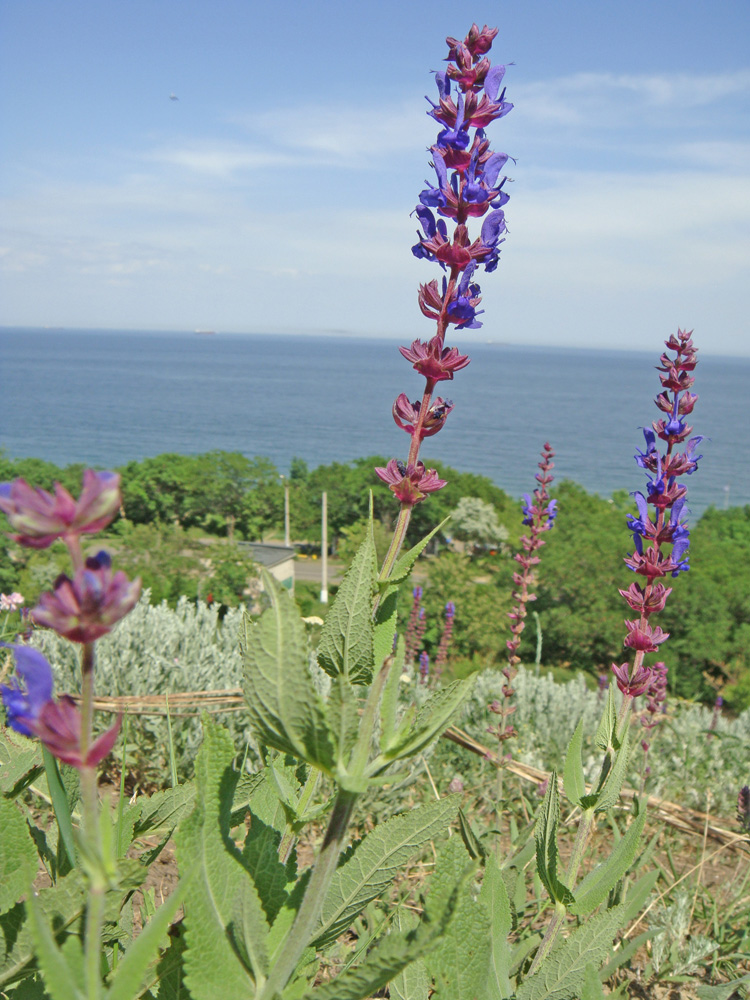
0, 644, 121, 768
1, 643, 54, 737
618, 331, 699, 703
379, 26, 512, 546
31, 550, 141, 643
0, 471, 121, 550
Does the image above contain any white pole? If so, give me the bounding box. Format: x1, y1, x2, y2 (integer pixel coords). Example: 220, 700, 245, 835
284, 484, 291, 547
320, 491, 328, 604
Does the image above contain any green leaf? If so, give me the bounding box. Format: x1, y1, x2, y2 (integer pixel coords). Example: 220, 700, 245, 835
581, 962, 607, 1000
26, 891, 85, 1000
327, 675, 361, 770
535, 773, 573, 907
516, 905, 625, 1000
595, 721, 631, 813
175, 719, 267, 999
695, 974, 750, 1000
385, 517, 451, 587
41, 748, 77, 871
240, 769, 297, 926
375, 677, 475, 767
478, 854, 513, 1000
424, 836, 491, 1000
0, 797, 37, 917
389, 910, 429, 1000
457, 807, 487, 860
106, 878, 190, 1000
134, 782, 196, 839
302, 896, 456, 1000
0, 728, 43, 798
594, 685, 616, 751
317, 517, 377, 684
0, 873, 86, 988
562, 718, 586, 807
241, 571, 336, 772
379, 634, 405, 752
569, 807, 646, 915
619, 868, 659, 925
314, 795, 459, 948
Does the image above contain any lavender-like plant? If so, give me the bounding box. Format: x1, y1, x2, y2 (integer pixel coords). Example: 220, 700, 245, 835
376, 21, 512, 578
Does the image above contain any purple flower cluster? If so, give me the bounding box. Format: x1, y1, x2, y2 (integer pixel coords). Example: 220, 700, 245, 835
0, 470, 138, 770
613, 330, 700, 701
376, 25, 511, 517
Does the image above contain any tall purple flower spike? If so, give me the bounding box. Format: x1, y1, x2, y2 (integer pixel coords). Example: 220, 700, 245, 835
614, 330, 700, 701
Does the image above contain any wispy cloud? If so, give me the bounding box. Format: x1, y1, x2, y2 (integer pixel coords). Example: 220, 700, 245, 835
513, 68, 750, 126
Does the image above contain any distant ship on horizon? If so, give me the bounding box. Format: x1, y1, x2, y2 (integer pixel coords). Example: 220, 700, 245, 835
194, 329, 217, 336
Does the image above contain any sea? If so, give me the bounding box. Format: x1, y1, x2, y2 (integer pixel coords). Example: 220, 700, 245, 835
1, 327, 748, 519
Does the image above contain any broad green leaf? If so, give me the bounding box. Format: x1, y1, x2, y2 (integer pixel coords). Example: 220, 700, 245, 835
26, 891, 84, 1000
314, 795, 459, 947
389, 910, 428, 1000
695, 973, 750, 1000
457, 807, 486, 860
242, 768, 298, 925
379, 634, 405, 752
175, 719, 267, 999
133, 782, 196, 838
581, 962, 608, 1000
595, 721, 631, 813
594, 685, 616, 751
327, 675, 361, 770
562, 719, 586, 807
424, 836, 491, 1000
479, 854, 513, 1000
106, 878, 189, 1000
569, 807, 646, 915
144, 928, 188, 999
302, 892, 457, 1000
535, 772, 573, 907
0, 729, 43, 797
384, 517, 451, 587
375, 677, 475, 768
372, 587, 399, 696
516, 904, 625, 1000
0, 797, 37, 917
241, 572, 336, 772
317, 518, 377, 684
0, 873, 86, 988
619, 868, 659, 925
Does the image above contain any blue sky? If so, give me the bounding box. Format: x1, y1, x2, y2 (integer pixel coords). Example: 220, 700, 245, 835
1, 0, 748, 354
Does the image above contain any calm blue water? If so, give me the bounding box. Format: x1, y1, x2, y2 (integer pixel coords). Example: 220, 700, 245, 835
1, 327, 747, 518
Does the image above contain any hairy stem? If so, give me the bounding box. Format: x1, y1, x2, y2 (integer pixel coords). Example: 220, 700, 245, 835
260, 788, 358, 1000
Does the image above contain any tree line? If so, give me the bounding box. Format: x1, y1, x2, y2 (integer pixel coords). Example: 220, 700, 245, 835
1, 450, 748, 706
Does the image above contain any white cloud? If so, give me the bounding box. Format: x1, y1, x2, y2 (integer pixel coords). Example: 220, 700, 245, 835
513, 68, 750, 127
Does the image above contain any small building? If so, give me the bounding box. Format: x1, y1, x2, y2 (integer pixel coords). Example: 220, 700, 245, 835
237, 542, 295, 591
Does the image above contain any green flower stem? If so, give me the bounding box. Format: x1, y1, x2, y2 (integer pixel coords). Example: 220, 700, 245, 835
528, 900, 567, 975
83, 862, 106, 1000
259, 788, 358, 1000
80, 642, 96, 765
79, 640, 106, 998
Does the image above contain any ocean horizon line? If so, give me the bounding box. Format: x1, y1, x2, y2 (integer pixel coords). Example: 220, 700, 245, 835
4, 325, 749, 362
